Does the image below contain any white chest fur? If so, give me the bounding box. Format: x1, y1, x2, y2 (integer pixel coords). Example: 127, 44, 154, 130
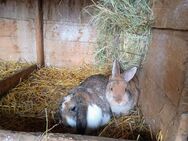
107, 94, 134, 115
111, 100, 133, 115
87, 104, 110, 129
66, 116, 76, 127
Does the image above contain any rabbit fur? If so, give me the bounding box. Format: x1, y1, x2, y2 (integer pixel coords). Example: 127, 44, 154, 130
105, 60, 139, 116
59, 74, 111, 134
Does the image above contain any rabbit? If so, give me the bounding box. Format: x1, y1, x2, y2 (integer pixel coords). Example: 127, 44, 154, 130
105, 60, 139, 116
58, 74, 112, 134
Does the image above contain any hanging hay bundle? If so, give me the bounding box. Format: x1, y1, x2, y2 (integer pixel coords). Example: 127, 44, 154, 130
0, 60, 31, 80
84, 0, 153, 69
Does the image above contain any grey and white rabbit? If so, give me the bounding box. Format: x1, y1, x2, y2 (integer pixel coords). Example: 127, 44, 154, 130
106, 60, 139, 116
58, 74, 111, 134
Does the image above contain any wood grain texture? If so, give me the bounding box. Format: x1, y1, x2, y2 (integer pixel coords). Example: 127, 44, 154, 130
139, 29, 188, 141
0, 65, 37, 99
152, 0, 188, 30
0, 129, 133, 141
43, 0, 97, 68
35, 0, 45, 66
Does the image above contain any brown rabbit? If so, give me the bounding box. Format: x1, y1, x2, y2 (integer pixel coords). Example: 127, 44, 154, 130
106, 60, 139, 116
58, 75, 111, 134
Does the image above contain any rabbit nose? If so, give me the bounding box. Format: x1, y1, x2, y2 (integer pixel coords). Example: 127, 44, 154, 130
113, 96, 122, 103
116, 99, 122, 104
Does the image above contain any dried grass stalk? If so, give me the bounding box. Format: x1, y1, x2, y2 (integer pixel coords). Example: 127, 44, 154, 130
0, 60, 31, 80
0, 65, 159, 140
83, 0, 153, 69
0, 65, 110, 118
99, 108, 155, 140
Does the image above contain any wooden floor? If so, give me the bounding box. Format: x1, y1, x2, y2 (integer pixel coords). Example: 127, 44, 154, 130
0, 129, 134, 141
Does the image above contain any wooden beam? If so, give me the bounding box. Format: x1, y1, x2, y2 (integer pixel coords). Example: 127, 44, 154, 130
35, 0, 45, 66
0, 65, 37, 99
0, 130, 134, 141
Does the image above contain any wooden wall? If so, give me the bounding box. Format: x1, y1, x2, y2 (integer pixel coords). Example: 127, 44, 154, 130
139, 0, 188, 140
0, 0, 38, 63
0, 0, 96, 67
43, 0, 96, 68
152, 0, 188, 29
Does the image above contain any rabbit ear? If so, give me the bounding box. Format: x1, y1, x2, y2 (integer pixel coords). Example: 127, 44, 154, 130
123, 67, 137, 82
76, 103, 87, 134
76, 95, 88, 134
112, 60, 121, 78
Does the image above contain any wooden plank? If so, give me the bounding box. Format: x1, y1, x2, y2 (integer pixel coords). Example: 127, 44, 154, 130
0, 19, 37, 62
152, 0, 188, 30
35, 0, 45, 66
0, 0, 38, 63
0, 65, 37, 99
0, 129, 134, 141
175, 113, 188, 141
43, 0, 97, 68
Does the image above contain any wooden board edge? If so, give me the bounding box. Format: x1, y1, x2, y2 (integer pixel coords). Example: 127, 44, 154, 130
0, 64, 37, 99
0, 129, 134, 141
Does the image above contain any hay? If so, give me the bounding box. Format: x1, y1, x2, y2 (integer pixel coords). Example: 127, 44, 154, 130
0, 60, 31, 80
0, 66, 157, 140
156, 130, 163, 141
98, 107, 155, 140
0, 65, 110, 118
83, 0, 153, 69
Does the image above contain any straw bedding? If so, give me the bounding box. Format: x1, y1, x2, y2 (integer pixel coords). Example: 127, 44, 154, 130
0, 65, 110, 118
0, 60, 30, 80
0, 65, 156, 140
99, 107, 156, 140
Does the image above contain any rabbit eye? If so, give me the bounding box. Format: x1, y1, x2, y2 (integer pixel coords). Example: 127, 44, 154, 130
70, 106, 76, 112
110, 87, 113, 91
